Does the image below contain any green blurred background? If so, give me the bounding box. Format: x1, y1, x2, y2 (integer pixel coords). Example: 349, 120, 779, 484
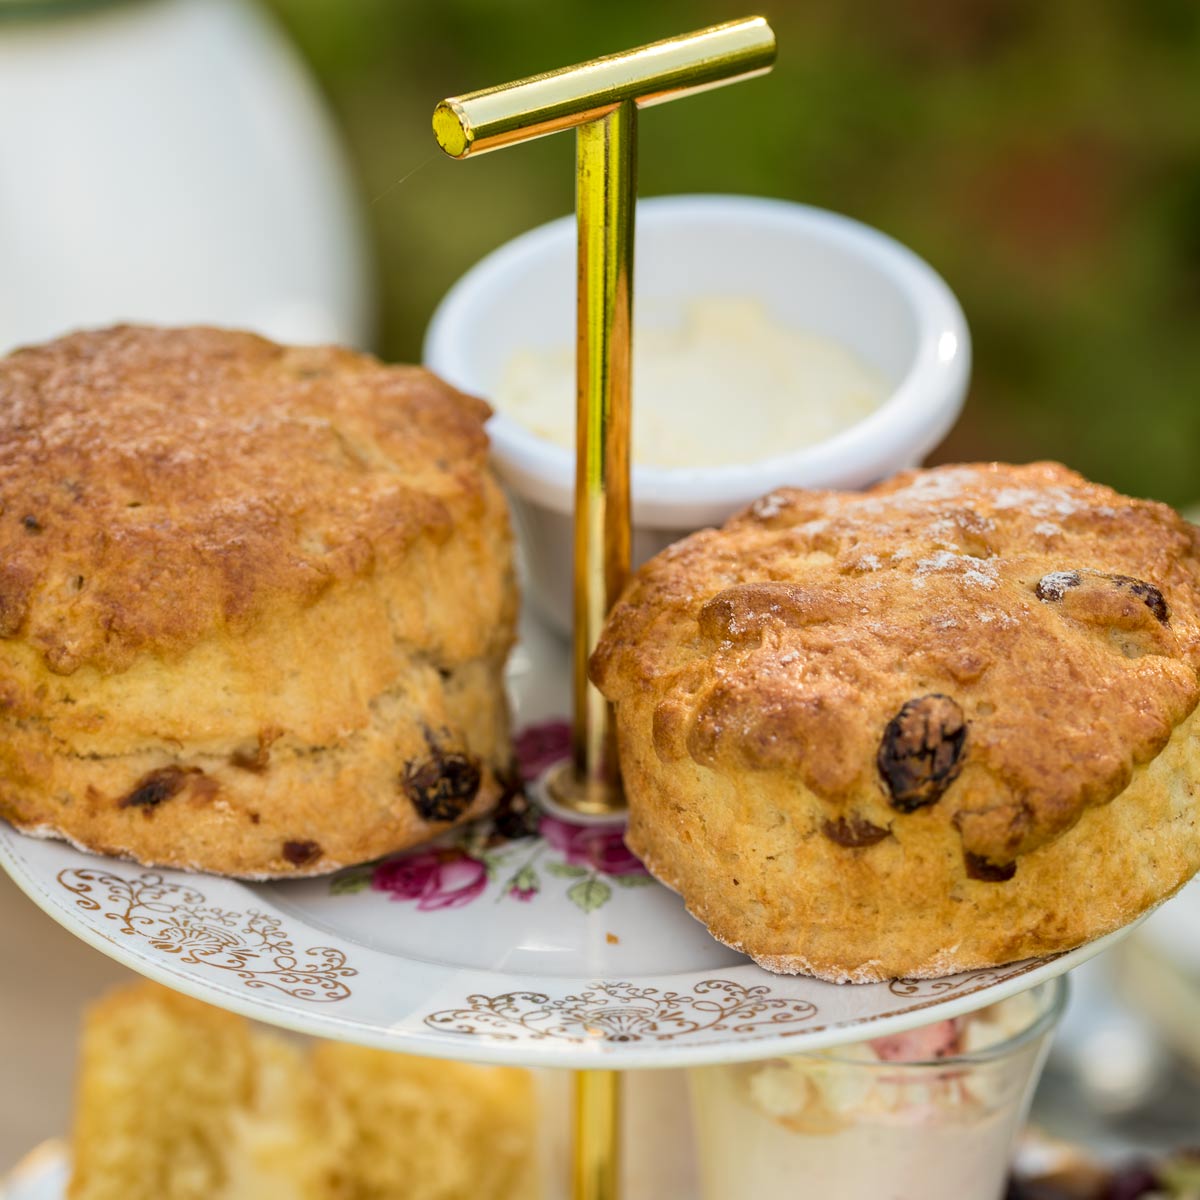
265, 0, 1200, 508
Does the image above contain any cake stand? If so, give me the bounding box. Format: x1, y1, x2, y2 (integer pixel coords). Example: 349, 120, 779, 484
0, 608, 1133, 1195
0, 604, 1123, 1069
0, 613, 1129, 1199
0, 19, 1145, 1200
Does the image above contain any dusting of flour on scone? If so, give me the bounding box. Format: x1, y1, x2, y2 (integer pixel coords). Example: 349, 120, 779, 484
0, 326, 518, 877
591, 462, 1200, 982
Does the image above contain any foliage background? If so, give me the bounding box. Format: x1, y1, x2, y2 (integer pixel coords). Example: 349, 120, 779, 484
265, 0, 1200, 507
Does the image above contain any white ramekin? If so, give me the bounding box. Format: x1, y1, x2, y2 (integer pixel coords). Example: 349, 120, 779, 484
424, 194, 971, 633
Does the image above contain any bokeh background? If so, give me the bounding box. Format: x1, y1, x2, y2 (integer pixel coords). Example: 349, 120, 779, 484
2, 0, 1200, 1178
265, 0, 1200, 508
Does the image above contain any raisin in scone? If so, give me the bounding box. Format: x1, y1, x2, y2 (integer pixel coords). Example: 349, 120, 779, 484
0, 326, 517, 877
591, 462, 1200, 981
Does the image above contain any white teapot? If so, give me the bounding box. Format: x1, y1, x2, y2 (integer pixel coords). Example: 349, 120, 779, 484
0, 0, 372, 352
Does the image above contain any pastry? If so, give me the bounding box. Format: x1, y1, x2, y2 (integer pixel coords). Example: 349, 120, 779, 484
69, 984, 337, 1200
68, 982, 538, 1200
591, 462, 1200, 981
0, 326, 517, 877
312, 1042, 537, 1200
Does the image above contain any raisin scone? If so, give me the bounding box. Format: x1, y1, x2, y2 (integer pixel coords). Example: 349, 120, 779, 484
591, 462, 1200, 982
0, 325, 518, 877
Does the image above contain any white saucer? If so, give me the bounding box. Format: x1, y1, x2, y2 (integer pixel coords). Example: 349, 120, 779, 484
0, 615, 1133, 1070
0, 1142, 68, 1200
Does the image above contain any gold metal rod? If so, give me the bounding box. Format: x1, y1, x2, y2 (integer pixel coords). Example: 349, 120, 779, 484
433, 16, 775, 159
573, 1070, 621, 1200
567, 100, 635, 813
431, 22, 778, 1200
432, 19, 775, 816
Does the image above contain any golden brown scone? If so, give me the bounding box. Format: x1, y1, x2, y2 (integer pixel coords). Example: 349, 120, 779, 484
69, 983, 340, 1200
312, 1042, 538, 1200
591, 462, 1200, 982
69, 982, 539, 1200
0, 325, 518, 877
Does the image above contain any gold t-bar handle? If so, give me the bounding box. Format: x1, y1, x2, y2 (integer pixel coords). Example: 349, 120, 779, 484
433, 16, 775, 158
433, 18, 776, 822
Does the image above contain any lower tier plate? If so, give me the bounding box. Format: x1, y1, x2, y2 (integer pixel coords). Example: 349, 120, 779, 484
1, 1142, 68, 1200
0, 615, 1135, 1069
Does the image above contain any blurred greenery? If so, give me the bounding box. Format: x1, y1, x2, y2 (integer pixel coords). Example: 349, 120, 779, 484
264, 0, 1200, 506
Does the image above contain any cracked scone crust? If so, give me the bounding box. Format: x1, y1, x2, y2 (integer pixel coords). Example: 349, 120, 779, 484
0, 326, 518, 877
591, 462, 1200, 981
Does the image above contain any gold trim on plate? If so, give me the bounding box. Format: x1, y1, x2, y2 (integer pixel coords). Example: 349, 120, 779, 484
57, 867, 356, 1003
424, 979, 818, 1043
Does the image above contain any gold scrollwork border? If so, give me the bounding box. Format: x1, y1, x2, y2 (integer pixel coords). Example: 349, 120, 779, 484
887, 954, 1063, 999
425, 956, 1064, 1048
425, 978, 819, 1043
57, 867, 356, 1003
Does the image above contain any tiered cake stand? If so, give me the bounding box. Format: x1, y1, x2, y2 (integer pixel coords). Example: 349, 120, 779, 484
0, 20, 1134, 1199
0, 607, 1126, 1194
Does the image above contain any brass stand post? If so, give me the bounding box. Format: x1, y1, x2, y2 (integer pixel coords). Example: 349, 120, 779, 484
432, 14, 774, 821
568, 98, 635, 812
432, 20, 775, 1199
573, 1070, 622, 1200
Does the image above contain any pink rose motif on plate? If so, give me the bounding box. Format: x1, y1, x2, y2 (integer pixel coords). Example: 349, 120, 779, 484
371, 848, 488, 912
332, 721, 652, 913
539, 815, 648, 877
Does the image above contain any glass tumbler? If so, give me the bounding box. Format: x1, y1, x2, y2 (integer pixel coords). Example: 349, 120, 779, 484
688, 977, 1067, 1200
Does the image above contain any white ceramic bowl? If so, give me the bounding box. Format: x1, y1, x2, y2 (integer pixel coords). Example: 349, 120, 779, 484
424, 194, 970, 632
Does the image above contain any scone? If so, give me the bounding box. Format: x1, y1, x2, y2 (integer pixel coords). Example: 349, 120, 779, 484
69, 984, 340, 1200
68, 982, 539, 1200
0, 325, 517, 877
591, 462, 1200, 982
312, 1042, 538, 1200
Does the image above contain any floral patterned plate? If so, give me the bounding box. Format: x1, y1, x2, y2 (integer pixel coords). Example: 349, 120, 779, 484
0, 614, 1136, 1069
